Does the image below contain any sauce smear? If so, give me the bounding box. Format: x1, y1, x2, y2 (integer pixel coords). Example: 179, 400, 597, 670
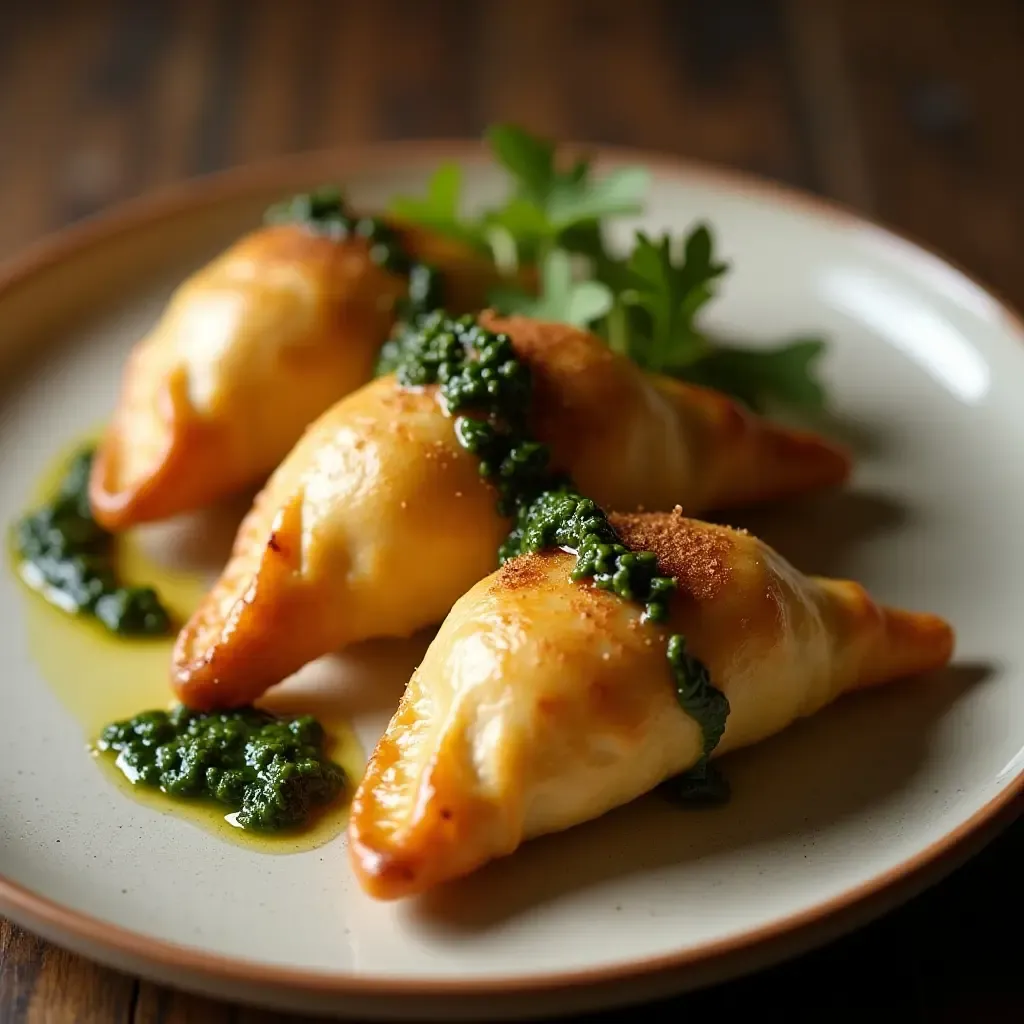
12, 439, 363, 853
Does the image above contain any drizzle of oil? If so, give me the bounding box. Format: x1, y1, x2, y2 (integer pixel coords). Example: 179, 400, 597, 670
12, 435, 364, 854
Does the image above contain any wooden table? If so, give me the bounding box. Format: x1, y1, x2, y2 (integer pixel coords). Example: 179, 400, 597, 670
1, 1, 1021, 1020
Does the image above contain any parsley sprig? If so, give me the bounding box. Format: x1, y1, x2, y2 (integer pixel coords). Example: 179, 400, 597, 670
388, 124, 829, 415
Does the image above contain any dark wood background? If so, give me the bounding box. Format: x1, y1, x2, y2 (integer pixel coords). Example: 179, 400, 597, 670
1, 0, 1022, 1021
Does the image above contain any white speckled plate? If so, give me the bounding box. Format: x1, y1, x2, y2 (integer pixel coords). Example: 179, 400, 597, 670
0, 144, 1021, 1021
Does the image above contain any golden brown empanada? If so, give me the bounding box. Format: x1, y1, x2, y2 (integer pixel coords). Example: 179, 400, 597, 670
89, 219, 501, 530
171, 315, 851, 710
348, 510, 954, 899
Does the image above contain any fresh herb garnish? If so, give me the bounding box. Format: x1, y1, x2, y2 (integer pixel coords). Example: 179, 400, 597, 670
12, 448, 172, 637
388, 124, 830, 416
677, 337, 828, 415
390, 124, 647, 276
591, 228, 828, 414
595, 227, 729, 373
490, 249, 613, 327
483, 123, 649, 267
388, 163, 490, 252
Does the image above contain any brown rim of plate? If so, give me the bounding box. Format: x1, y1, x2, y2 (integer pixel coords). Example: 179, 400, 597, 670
0, 140, 1021, 999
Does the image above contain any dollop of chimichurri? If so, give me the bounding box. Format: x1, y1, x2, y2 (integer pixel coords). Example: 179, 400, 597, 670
500, 488, 678, 623
13, 447, 171, 637
391, 312, 731, 789
263, 186, 444, 320
97, 705, 346, 832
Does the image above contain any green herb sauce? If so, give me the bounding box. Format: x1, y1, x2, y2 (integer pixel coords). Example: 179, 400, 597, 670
392, 312, 731, 780
12, 448, 171, 637
97, 705, 346, 832
264, 186, 444, 320
500, 487, 677, 623
658, 759, 731, 806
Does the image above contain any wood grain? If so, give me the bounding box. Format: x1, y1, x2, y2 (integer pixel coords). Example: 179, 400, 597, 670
133, 983, 295, 1024
0, 0, 815, 257
840, 0, 1024, 303
0, 0, 1021, 1020
784, 0, 874, 208
0, 919, 136, 1023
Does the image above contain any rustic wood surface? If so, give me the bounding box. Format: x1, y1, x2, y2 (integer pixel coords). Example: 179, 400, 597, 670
1, 0, 1022, 1020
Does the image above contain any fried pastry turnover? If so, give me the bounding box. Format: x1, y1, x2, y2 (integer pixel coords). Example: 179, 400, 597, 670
349, 510, 954, 899
171, 314, 851, 711
89, 215, 503, 529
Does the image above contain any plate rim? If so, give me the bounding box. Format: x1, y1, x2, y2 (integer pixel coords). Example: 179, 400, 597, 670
1, 139, 1022, 998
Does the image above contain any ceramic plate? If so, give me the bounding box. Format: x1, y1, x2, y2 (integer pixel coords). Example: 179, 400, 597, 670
0, 144, 1021, 1021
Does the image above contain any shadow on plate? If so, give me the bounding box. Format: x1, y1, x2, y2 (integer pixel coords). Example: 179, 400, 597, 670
259, 630, 438, 723
700, 331, 889, 460
129, 484, 263, 577
800, 404, 888, 461
713, 487, 908, 580
127, 489, 440, 722
126, 480, 903, 592
406, 661, 991, 933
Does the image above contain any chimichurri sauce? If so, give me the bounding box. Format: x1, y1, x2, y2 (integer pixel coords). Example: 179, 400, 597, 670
658, 759, 731, 806
393, 312, 732, 794
98, 705, 346, 833
12, 447, 171, 637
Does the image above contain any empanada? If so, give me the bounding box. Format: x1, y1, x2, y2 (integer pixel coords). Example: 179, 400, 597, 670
172, 314, 851, 711
348, 509, 954, 900
89, 204, 502, 530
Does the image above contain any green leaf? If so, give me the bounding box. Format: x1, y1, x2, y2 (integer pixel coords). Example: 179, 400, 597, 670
562, 280, 615, 326
486, 124, 555, 203
606, 227, 727, 373
484, 125, 649, 260
483, 196, 551, 237
538, 248, 574, 312
490, 249, 613, 327
680, 338, 828, 413
386, 124, 833, 417
487, 284, 538, 317
388, 127, 649, 277
592, 221, 831, 413
547, 166, 650, 228
388, 163, 486, 249
481, 197, 552, 266
556, 220, 610, 262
